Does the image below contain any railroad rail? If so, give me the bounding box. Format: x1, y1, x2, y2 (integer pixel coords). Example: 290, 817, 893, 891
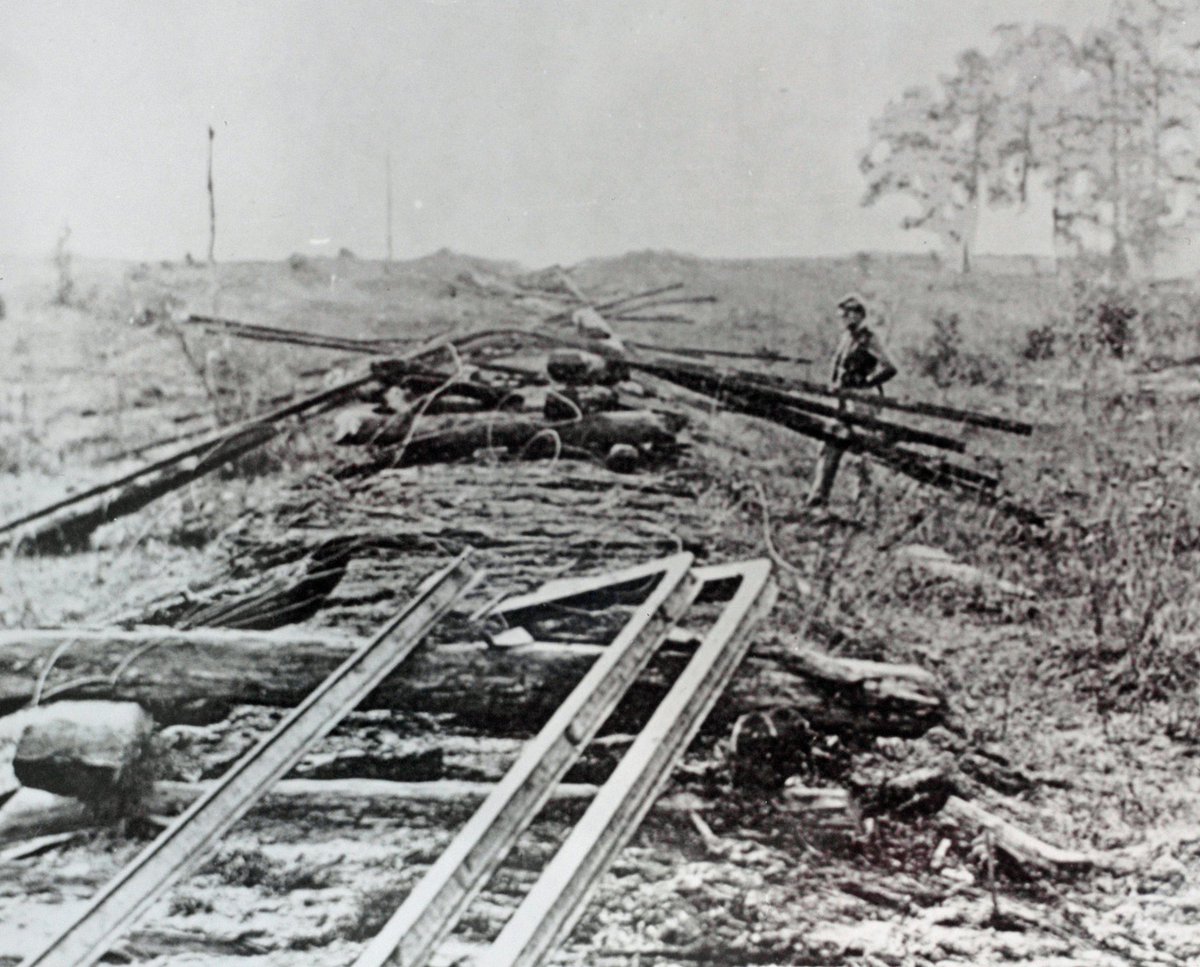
353, 552, 699, 967
356, 555, 776, 967
20, 551, 482, 967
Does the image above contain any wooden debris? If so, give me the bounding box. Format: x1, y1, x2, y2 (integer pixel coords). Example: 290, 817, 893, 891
782, 646, 945, 710
14, 701, 155, 806
0, 830, 85, 862
137, 535, 363, 631
780, 780, 856, 824
895, 544, 1035, 598
547, 349, 629, 386
0, 626, 947, 736
543, 387, 621, 420
339, 410, 683, 473
940, 795, 1097, 873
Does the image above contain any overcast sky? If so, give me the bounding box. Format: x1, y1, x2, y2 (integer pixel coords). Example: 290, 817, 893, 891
2, 0, 1109, 266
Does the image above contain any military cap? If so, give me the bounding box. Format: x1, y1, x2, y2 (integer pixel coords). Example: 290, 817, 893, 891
836, 293, 866, 314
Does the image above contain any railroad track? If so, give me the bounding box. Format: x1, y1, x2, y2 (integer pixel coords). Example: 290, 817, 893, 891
20, 551, 775, 967
20, 551, 483, 967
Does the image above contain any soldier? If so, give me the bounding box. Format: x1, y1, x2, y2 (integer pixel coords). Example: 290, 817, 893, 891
806, 294, 897, 507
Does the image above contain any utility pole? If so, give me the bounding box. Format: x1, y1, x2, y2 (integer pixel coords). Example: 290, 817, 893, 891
207, 125, 217, 264
385, 150, 394, 271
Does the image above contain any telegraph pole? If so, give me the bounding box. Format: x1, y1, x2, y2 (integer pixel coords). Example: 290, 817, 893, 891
207, 125, 217, 263
385, 150, 394, 271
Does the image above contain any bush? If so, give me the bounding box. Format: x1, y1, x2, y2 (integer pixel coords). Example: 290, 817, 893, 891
907, 311, 1003, 389
1021, 322, 1056, 361
1081, 295, 1136, 359
1069, 278, 1141, 359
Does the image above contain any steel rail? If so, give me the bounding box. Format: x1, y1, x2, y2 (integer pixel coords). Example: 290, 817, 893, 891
20, 551, 482, 967
488, 558, 777, 966
353, 552, 698, 967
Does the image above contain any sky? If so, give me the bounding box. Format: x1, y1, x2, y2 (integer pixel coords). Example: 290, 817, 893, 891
1, 0, 1111, 266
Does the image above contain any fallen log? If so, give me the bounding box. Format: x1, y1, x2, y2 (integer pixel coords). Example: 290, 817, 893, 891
894, 544, 1034, 598
0, 627, 947, 736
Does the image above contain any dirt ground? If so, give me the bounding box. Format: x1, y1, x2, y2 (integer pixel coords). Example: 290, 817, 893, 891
3, 250, 1200, 965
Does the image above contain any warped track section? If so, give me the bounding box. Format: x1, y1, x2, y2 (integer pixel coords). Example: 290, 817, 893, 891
21, 550, 483, 967
489, 557, 777, 967
354, 552, 698, 967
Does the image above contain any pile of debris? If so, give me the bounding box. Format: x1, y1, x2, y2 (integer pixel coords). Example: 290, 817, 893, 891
0, 269, 1038, 555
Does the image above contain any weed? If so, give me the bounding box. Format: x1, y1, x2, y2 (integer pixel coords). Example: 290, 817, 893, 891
168, 890, 215, 916
201, 845, 337, 893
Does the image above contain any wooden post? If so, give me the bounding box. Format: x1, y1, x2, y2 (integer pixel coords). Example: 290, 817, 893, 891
206, 126, 216, 264
385, 150, 394, 271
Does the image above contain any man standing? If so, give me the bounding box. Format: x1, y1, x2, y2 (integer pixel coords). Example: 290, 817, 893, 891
806, 294, 897, 507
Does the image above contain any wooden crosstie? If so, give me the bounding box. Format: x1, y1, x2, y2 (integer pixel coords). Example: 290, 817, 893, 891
20, 551, 775, 967
20, 551, 483, 967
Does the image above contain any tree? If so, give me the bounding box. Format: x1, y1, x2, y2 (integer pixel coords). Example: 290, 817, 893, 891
1012, 0, 1200, 274
861, 0, 1200, 277
861, 50, 1004, 273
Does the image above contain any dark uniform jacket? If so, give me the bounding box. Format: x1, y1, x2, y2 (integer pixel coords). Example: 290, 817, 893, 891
830, 324, 896, 390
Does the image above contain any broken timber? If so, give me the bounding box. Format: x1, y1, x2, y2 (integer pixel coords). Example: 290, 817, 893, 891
488, 559, 777, 967
19, 551, 481, 967
352, 552, 698, 967
0, 626, 945, 736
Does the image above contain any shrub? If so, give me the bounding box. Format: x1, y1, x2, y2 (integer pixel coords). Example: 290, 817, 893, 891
1021, 322, 1056, 361
1069, 278, 1140, 359
907, 311, 1003, 389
